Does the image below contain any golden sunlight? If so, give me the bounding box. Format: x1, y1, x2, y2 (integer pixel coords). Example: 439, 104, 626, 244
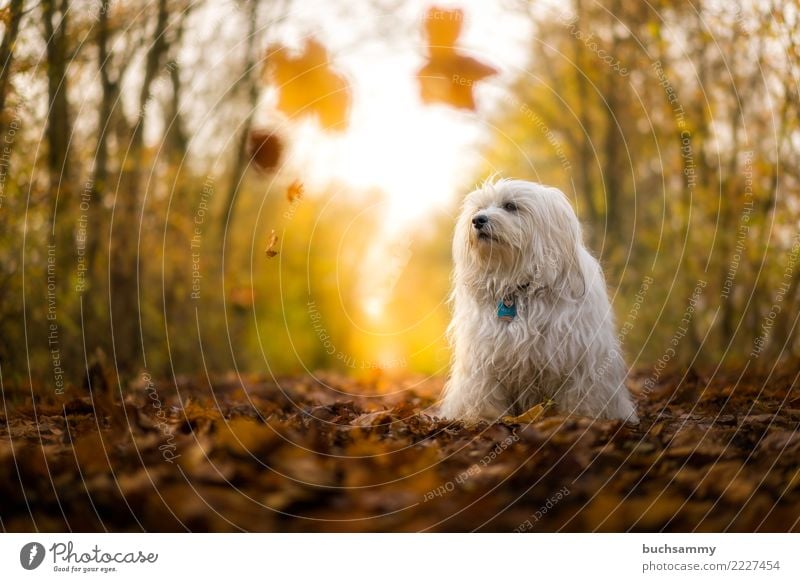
285, 62, 483, 319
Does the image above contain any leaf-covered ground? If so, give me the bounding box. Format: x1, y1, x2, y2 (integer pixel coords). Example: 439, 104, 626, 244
2, 370, 799, 532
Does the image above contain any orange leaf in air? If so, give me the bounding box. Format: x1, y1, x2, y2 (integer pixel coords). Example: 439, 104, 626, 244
424, 6, 464, 56
265, 229, 279, 258
265, 38, 351, 131
287, 179, 304, 203
417, 6, 498, 110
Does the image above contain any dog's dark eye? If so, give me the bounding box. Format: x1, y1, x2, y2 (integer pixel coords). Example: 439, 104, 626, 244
503, 201, 518, 212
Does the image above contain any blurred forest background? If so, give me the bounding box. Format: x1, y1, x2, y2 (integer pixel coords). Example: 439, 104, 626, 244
1, 0, 799, 393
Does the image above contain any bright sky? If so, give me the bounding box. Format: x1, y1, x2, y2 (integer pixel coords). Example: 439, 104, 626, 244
267, 1, 533, 319
186, 1, 534, 321
270, 0, 533, 225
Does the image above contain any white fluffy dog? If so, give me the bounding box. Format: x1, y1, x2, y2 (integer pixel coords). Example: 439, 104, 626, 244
441, 178, 639, 424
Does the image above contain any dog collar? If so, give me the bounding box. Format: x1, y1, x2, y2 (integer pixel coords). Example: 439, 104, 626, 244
496, 283, 547, 321
497, 298, 517, 321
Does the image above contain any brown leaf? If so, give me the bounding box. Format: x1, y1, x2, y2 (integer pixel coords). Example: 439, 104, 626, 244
248, 129, 283, 173
214, 418, 278, 457
72, 431, 113, 475
8, 367, 800, 533
265, 229, 279, 258
352, 410, 393, 427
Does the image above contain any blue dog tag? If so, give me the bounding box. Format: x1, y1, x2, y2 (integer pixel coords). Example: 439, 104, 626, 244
497, 297, 517, 322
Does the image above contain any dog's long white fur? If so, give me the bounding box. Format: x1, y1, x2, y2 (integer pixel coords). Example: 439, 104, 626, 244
441, 178, 639, 423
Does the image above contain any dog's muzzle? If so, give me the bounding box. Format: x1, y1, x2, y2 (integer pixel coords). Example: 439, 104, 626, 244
472, 214, 497, 242
472, 214, 489, 230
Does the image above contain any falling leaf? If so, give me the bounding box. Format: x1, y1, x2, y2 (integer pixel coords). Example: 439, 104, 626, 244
424, 7, 464, 54
248, 129, 283, 172
264, 38, 351, 130
265, 229, 279, 258
416, 6, 498, 110
286, 179, 304, 203
418, 56, 498, 110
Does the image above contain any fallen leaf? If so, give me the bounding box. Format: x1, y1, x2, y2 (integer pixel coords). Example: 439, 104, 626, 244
502, 400, 554, 424
215, 417, 278, 457
352, 410, 393, 427
182, 400, 223, 423
4, 369, 800, 533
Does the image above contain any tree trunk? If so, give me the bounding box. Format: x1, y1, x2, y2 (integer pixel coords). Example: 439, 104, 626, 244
221, 0, 262, 232
572, 0, 599, 251
601, 0, 622, 251
110, 0, 170, 376
42, 0, 72, 186
0, 0, 25, 143
163, 2, 194, 162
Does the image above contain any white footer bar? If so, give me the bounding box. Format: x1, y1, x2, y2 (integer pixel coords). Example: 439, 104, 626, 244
1, 533, 796, 580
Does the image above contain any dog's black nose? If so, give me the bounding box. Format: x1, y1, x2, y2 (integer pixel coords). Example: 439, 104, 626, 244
472, 214, 488, 229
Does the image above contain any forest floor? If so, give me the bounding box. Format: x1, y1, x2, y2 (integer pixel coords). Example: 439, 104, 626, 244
1, 369, 799, 532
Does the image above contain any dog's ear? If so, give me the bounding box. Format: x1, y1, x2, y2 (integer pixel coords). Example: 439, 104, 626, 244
556, 205, 588, 301
562, 245, 587, 300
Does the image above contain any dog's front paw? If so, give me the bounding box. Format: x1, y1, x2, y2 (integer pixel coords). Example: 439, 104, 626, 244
624, 409, 640, 425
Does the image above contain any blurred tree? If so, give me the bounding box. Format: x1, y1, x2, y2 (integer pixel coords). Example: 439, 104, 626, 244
222, 0, 289, 231
0, 0, 24, 144
110, 0, 170, 376
42, 0, 72, 186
